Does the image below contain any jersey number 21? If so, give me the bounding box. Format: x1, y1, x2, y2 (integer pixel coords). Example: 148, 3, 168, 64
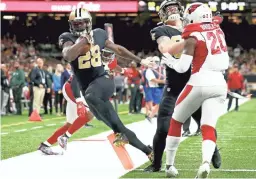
78, 45, 102, 69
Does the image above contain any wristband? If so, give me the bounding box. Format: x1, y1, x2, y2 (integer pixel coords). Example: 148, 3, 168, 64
76, 97, 83, 103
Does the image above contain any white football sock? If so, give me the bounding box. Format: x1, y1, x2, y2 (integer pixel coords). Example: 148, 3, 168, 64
43, 141, 52, 147
65, 131, 72, 138
202, 140, 216, 164
166, 136, 181, 166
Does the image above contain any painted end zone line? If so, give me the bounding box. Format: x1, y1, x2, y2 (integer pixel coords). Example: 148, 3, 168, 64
74, 139, 107, 142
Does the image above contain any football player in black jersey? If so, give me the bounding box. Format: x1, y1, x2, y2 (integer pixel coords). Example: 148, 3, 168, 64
143, 0, 221, 172
58, 7, 153, 161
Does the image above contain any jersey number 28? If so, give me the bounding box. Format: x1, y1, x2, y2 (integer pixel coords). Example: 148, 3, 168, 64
78, 45, 102, 69
206, 29, 227, 55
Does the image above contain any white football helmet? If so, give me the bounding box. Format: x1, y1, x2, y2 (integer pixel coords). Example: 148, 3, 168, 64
69, 7, 92, 36
183, 3, 212, 27
158, 0, 183, 23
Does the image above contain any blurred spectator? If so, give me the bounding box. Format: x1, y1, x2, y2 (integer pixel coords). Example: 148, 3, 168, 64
114, 72, 125, 104
30, 58, 47, 115
1, 64, 10, 115
61, 63, 72, 115
124, 61, 142, 114
53, 64, 64, 116
10, 61, 25, 115
28, 60, 37, 116
141, 64, 151, 117
61, 63, 72, 87
144, 57, 165, 119
122, 76, 128, 103
43, 65, 53, 115
227, 64, 245, 111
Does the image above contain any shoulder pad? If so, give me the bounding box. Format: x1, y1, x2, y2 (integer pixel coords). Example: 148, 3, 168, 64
58, 32, 74, 48
93, 28, 108, 42
93, 28, 107, 36
59, 32, 73, 40
93, 28, 106, 33
151, 25, 180, 41
150, 26, 167, 41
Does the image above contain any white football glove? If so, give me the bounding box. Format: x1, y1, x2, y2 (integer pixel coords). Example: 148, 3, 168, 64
81, 33, 93, 44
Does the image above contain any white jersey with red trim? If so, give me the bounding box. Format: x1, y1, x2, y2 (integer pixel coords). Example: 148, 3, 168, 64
62, 79, 89, 124
182, 23, 229, 86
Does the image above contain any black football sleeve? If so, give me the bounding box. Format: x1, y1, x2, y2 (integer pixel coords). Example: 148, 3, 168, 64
150, 26, 168, 41
58, 32, 73, 49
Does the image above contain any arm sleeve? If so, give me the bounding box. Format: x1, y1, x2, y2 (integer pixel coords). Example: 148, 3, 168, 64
145, 69, 156, 81
71, 76, 81, 99
175, 54, 192, 73
166, 54, 193, 73
30, 68, 41, 86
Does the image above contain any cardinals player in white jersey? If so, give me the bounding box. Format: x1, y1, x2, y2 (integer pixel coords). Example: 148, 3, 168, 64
38, 75, 93, 154
162, 3, 229, 178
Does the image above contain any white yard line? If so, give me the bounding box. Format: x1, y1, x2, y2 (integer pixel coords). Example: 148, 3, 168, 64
1, 132, 9, 135
14, 129, 28, 133
45, 123, 57, 126
220, 135, 256, 138
30, 126, 43, 130
2, 124, 57, 135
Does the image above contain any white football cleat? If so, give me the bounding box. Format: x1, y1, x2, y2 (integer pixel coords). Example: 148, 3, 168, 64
165, 165, 179, 178
57, 135, 68, 150
196, 163, 210, 179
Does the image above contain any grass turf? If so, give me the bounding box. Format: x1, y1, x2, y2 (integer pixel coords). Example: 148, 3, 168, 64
121, 99, 256, 178
1, 104, 144, 159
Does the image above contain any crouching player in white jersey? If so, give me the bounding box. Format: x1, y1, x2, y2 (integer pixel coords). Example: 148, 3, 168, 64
38, 75, 93, 154
163, 3, 229, 178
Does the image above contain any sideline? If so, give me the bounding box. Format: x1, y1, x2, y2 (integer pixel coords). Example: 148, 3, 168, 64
1, 111, 129, 128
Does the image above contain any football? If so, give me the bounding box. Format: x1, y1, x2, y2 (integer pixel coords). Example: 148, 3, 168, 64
75, 36, 91, 54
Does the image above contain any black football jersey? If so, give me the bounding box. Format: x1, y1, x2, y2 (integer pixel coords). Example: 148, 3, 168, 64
59, 28, 108, 90
150, 25, 191, 95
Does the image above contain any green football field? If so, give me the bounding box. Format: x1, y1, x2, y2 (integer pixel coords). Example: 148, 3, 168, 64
1, 100, 256, 178
1, 104, 145, 159
122, 99, 256, 178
